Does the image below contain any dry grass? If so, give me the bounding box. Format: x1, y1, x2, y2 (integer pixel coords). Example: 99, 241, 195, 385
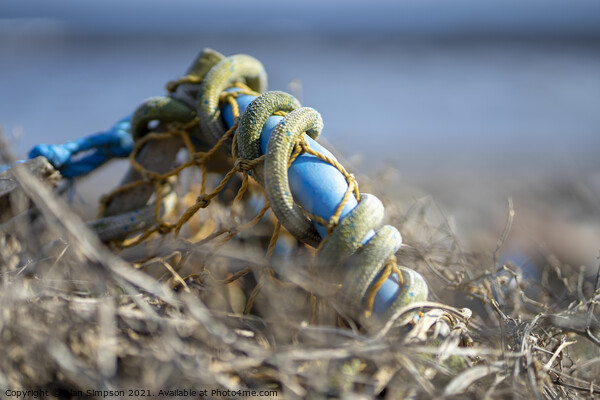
0, 139, 599, 400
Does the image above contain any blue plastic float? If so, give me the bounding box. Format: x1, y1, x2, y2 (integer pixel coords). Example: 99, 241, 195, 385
221, 92, 402, 316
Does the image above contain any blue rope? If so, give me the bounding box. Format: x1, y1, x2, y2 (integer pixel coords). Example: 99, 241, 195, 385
27, 116, 133, 178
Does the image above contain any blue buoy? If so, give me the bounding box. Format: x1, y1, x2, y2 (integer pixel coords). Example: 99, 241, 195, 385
222, 91, 402, 316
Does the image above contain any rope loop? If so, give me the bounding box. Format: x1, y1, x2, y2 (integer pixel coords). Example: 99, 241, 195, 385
197, 55, 267, 147
236, 91, 302, 186
263, 107, 324, 247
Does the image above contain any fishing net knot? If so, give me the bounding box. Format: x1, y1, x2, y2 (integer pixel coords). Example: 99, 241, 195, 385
195, 194, 212, 208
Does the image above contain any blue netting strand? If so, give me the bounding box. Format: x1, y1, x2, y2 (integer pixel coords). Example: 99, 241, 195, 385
27, 116, 133, 178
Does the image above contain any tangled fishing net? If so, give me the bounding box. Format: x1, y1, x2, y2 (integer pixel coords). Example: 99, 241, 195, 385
0, 49, 599, 399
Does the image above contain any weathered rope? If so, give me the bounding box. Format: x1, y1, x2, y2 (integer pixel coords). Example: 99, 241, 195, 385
30, 49, 428, 329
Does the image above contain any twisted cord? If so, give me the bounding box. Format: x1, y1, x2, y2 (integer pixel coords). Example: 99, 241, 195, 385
28, 117, 132, 178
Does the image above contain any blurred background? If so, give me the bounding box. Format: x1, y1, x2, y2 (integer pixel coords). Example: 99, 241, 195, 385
1, 0, 599, 270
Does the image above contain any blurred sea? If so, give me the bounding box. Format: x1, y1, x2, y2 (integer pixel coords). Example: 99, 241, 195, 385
2, 35, 599, 177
